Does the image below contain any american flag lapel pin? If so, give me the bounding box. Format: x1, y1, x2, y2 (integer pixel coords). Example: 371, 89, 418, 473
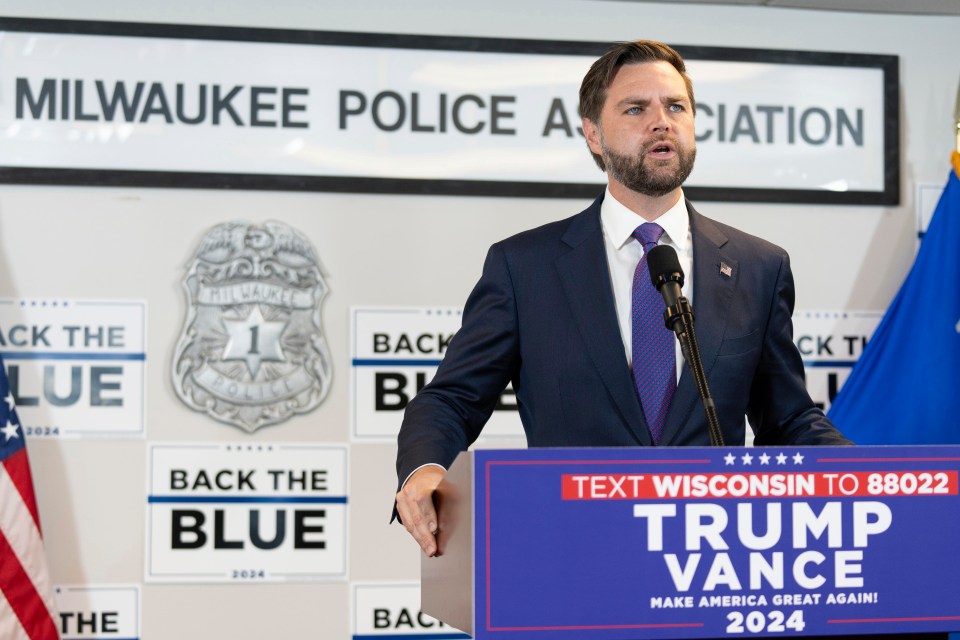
720, 262, 733, 278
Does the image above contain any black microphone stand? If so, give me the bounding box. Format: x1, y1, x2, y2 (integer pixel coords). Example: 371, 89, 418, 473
647, 246, 725, 447
661, 297, 725, 447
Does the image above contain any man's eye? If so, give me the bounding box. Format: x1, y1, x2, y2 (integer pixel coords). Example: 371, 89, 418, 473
669, 104, 685, 112
626, 106, 642, 115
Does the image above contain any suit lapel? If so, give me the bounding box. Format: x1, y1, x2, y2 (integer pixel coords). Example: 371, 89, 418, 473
555, 199, 651, 446
661, 202, 737, 443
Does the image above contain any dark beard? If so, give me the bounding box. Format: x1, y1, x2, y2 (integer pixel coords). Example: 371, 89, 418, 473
601, 137, 696, 197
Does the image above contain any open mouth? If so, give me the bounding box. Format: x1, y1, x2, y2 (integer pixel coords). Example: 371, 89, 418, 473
647, 141, 676, 157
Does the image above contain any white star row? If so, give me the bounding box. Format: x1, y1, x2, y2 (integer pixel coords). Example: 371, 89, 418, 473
225, 444, 275, 452
724, 451, 804, 466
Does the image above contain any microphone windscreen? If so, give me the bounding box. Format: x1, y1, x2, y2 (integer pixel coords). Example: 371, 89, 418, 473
647, 244, 685, 289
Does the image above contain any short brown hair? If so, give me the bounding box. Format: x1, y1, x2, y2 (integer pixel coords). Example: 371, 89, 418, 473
579, 40, 695, 170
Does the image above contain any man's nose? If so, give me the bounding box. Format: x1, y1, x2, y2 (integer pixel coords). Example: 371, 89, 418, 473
650, 106, 671, 132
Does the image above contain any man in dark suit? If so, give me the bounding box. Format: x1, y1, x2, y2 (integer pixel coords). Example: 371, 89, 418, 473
395, 40, 850, 556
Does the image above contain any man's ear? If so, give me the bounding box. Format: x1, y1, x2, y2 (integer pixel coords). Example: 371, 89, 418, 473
582, 117, 602, 157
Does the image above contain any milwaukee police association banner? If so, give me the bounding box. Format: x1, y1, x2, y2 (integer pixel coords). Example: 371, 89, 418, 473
472, 446, 960, 639
0, 18, 897, 204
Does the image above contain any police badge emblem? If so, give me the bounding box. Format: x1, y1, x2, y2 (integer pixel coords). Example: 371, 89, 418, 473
172, 221, 332, 432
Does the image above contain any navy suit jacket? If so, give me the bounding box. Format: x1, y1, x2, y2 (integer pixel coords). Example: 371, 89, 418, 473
396, 195, 850, 485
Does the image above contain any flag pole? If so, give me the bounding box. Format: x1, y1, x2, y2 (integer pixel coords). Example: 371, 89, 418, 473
953, 77, 960, 176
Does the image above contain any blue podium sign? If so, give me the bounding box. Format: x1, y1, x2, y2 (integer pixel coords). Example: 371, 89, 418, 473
465, 446, 960, 639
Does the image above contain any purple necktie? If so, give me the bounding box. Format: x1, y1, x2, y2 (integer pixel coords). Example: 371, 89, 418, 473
631, 223, 676, 444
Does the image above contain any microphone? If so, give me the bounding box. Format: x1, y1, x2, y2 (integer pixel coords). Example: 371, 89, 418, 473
646, 245, 725, 447
646, 245, 688, 331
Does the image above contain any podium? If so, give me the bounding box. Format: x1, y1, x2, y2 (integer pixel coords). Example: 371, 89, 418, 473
422, 446, 960, 639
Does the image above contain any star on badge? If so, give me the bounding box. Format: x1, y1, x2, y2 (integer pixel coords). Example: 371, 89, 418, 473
776, 452, 787, 464
741, 452, 753, 465
792, 452, 805, 465
724, 453, 736, 465
759, 453, 771, 465
222, 306, 288, 378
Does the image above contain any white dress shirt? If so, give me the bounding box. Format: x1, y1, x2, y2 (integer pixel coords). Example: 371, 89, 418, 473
599, 186, 693, 383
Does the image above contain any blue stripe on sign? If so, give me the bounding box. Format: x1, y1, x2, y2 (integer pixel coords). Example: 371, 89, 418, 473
352, 359, 442, 367
802, 360, 857, 368
0, 352, 145, 361
352, 635, 470, 640
147, 496, 348, 504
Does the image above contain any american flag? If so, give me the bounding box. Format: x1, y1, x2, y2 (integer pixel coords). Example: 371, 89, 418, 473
0, 358, 59, 640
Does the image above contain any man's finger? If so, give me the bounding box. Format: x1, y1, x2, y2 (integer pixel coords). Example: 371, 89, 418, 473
396, 489, 438, 555
396, 465, 446, 555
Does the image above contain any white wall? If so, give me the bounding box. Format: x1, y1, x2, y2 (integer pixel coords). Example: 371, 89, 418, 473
1, 1, 957, 638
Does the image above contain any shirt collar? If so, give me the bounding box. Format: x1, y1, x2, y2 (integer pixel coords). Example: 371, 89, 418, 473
600, 186, 690, 253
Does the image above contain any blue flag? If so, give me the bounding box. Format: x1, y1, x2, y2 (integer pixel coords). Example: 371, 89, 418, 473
828, 164, 960, 444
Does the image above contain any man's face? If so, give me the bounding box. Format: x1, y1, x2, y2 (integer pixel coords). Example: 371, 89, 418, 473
583, 61, 696, 198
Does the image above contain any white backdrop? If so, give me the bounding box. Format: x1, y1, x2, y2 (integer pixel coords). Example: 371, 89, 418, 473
1, 1, 958, 638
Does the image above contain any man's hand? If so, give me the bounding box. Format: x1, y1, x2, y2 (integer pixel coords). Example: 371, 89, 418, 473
396, 465, 446, 556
